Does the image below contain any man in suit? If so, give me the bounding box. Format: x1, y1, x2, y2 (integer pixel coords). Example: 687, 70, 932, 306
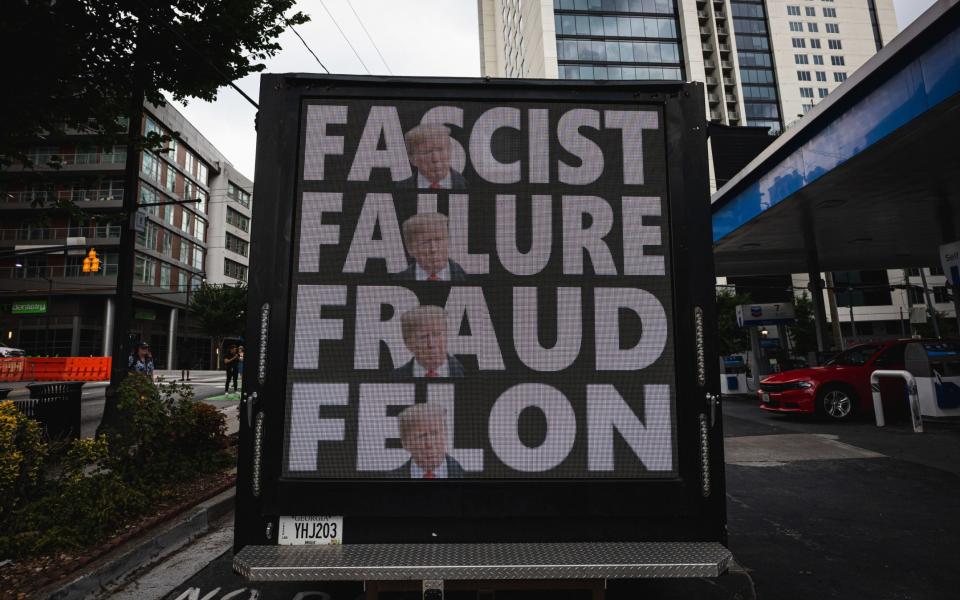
393, 403, 464, 479
391, 305, 465, 378
399, 124, 467, 190
394, 212, 466, 282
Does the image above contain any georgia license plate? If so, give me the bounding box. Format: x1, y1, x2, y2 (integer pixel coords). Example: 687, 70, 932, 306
761, 393, 770, 403
277, 515, 343, 546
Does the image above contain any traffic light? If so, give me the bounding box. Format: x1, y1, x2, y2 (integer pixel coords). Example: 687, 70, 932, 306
82, 248, 100, 273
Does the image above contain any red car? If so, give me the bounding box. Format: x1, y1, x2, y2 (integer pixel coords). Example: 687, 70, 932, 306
758, 340, 915, 421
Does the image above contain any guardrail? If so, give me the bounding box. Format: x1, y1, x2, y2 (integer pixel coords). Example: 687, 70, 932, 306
870, 369, 923, 433
0, 357, 112, 383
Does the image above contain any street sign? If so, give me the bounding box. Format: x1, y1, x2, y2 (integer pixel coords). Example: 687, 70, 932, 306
735, 303, 796, 327
12, 300, 47, 315
234, 75, 724, 576
939, 240, 960, 286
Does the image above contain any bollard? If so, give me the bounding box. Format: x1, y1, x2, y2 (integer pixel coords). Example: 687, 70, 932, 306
870, 370, 923, 433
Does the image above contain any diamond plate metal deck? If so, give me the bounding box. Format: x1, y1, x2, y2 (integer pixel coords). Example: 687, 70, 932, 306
233, 542, 732, 581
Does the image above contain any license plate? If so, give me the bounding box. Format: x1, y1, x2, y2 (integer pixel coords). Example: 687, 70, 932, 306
761, 393, 770, 403
277, 515, 343, 546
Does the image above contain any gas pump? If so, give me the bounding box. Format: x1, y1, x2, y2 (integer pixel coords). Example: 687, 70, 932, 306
904, 340, 960, 417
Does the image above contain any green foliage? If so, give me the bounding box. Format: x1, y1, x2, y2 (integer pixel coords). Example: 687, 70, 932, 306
1, 0, 307, 169
189, 283, 247, 363
0, 401, 47, 521
0, 376, 230, 557
788, 293, 819, 355
716, 289, 752, 356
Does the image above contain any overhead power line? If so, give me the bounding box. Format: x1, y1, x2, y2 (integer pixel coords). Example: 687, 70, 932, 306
345, 0, 393, 74
286, 18, 330, 73
319, 0, 371, 74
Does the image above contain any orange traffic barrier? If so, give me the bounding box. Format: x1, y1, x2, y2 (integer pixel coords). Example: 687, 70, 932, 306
0, 357, 112, 383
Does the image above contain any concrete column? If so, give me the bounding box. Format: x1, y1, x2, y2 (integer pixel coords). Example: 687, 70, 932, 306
102, 298, 114, 356
803, 220, 829, 355
70, 315, 81, 356
167, 307, 178, 370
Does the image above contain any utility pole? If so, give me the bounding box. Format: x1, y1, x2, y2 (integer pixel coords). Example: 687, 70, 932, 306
919, 268, 942, 338
99, 17, 146, 435
824, 272, 844, 349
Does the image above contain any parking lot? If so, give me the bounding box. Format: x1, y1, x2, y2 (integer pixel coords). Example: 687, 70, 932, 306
723, 394, 960, 599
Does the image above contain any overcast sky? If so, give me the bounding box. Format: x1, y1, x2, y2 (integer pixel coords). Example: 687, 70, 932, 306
172, 0, 938, 180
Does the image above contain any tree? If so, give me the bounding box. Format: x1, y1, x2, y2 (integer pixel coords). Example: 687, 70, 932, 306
787, 293, 819, 355
189, 283, 248, 368
716, 289, 752, 356
1, 0, 307, 170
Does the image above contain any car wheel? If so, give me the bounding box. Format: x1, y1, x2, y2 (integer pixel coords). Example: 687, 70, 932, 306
817, 386, 856, 421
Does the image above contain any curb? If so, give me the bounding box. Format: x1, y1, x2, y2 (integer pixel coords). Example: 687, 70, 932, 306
44, 486, 236, 600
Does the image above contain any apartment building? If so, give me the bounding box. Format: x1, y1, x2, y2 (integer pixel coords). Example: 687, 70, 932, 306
0, 101, 252, 367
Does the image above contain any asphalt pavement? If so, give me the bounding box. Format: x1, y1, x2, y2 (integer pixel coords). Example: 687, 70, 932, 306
104, 394, 960, 600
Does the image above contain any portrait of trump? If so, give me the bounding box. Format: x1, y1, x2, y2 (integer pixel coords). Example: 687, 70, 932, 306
400, 124, 466, 190
392, 305, 464, 378
393, 403, 464, 479
395, 212, 466, 282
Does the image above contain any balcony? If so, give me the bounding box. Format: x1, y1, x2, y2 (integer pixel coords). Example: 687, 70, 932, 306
0, 225, 121, 245
0, 264, 119, 293
1, 189, 124, 208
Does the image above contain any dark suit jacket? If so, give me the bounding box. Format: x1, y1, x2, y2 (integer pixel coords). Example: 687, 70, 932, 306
390, 455, 465, 479
390, 355, 465, 378
393, 259, 466, 282
398, 168, 467, 190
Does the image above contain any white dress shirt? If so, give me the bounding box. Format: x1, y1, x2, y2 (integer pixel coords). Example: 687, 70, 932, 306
413, 359, 449, 378
415, 263, 450, 281
410, 458, 449, 479
418, 172, 451, 189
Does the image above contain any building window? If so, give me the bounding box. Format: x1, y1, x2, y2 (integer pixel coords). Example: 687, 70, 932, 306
225, 232, 249, 257
227, 182, 251, 208
826, 23, 840, 34
834, 72, 847, 82
226, 207, 250, 232
800, 87, 814, 98
789, 21, 803, 32
194, 217, 206, 242
824, 8, 837, 18
787, 6, 800, 16
141, 152, 161, 181
224, 258, 248, 282
831, 55, 845, 66
828, 39, 842, 50
813, 55, 824, 65
160, 263, 171, 289
810, 38, 821, 49
791, 38, 806, 48
818, 88, 829, 98
807, 22, 818, 33
797, 71, 811, 81
816, 71, 827, 81
805, 6, 816, 16
795, 54, 808, 64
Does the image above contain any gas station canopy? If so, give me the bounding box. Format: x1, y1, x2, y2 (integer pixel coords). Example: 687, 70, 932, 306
711, 0, 960, 277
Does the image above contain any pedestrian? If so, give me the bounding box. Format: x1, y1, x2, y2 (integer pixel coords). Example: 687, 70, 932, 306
179, 345, 192, 381
128, 341, 154, 378
237, 345, 245, 388
223, 343, 239, 393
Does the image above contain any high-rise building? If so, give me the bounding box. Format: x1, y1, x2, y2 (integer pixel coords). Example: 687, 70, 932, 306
478, 0, 898, 132
478, 1, 951, 345
0, 101, 252, 368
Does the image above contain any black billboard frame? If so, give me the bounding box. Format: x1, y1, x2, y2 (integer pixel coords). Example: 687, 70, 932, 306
234, 74, 724, 553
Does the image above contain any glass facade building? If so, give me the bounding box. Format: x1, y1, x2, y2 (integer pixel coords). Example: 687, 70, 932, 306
553, 0, 684, 81
730, 1, 782, 132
